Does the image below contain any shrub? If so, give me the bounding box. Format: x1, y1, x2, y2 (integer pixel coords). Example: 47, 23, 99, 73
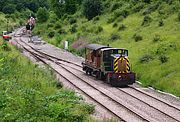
55, 34, 63, 45
132, 3, 145, 12
48, 31, 55, 38
54, 21, 62, 29
156, 42, 177, 55
93, 16, 100, 21
2, 4, 16, 14
113, 23, 118, 28
95, 26, 103, 34
110, 2, 122, 12
116, 16, 124, 22
69, 25, 77, 33
159, 19, 164, 26
107, 17, 116, 23
114, 9, 129, 19
159, 55, 168, 63
110, 33, 120, 41
118, 24, 126, 31
133, 33, 143, 42
0, 41, 10, 51
141, 15, 152, 26
139, 54, 153, 63
69, 18, 77, 24
153, 34, 161, 42
37, 7, 49, 23
58, 29, 66, 34
82, 0, 102, 20
19, 20, 24, 26
47, 23, 54, 28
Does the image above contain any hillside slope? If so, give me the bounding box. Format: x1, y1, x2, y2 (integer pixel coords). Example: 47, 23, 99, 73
33, 0, 180, 96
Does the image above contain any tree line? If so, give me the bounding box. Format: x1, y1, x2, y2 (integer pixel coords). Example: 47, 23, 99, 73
0, 0, 103, 22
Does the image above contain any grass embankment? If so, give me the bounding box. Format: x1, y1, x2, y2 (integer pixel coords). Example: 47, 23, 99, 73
0, 14, 94, 121
34, 1, 180, 96
0, 39, 94, 121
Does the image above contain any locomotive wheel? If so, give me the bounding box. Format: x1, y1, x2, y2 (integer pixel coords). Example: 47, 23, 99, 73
95, 72, 101, 80
85, 68, 92, 75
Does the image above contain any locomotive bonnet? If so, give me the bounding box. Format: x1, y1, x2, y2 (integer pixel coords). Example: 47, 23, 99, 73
82, 44, 135, 86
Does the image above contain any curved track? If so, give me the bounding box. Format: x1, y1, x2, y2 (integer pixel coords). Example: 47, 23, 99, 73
11, 28, 180, 122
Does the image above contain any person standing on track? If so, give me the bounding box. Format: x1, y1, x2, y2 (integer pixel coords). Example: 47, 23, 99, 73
26, 16, 36, 42
26, 16, 36, 34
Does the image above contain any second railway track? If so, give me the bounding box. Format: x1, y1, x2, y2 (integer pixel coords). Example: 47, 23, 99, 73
11, 28, 180, 122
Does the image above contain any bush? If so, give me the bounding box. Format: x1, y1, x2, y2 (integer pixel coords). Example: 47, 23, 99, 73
82, 0, 102, 20
153, 34, 161, 42
110, 2, 122, 12
19, 20, 24, 26
155, 42, 177, 55
110, 33, 120, 41
55, 34, 63, 46
113, 23, 118, 28
2, 4, 16, 14
58, 29, 67, 34
141, 15, 152, 26
107, 17, 116, 23
118, 24, 126, 31
37, 7, 49, 23
114, 9, 129, 19
54, 21, 62, 29
93, 16, 100, 21
133, 33, 143, 42
159, 55, 168, 63
159, 19, 164, 26
69, 25, 77, 33
69, 18, 77, 24
139, 54, 153, 63
95, 26, 103, 34
132, 3, 145, 12
0, 41, 11, 51
142, 4, 159, 15
47, 23, 54, 28
116, 16, 124, 22
48, 31, 55, 38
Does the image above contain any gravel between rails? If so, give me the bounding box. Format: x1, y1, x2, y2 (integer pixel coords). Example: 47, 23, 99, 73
15, 37, 145, 122
11, 27, 180, 122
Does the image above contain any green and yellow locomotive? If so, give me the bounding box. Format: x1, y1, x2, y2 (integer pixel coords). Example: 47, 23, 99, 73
82, 44, 135, 86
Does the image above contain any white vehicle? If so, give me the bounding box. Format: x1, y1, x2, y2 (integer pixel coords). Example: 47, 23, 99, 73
2, 31, 11, 41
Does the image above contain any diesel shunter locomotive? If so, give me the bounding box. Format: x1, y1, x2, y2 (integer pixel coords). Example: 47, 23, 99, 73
82, 44, 135, 86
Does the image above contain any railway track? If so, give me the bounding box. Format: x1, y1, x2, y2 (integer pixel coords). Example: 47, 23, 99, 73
13, 29, 149, 121
11, 28, 180, 122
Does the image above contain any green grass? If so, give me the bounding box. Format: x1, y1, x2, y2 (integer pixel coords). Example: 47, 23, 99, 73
33, 1, 180, 96
0, 39, 95, 121
0, 13, 95, 121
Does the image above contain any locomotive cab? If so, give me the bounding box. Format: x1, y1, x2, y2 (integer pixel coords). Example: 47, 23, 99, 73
82, 44, 135, 86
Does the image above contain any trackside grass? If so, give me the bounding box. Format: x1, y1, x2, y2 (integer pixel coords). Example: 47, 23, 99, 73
33, 1, 180, 96
0, 38, 95, 121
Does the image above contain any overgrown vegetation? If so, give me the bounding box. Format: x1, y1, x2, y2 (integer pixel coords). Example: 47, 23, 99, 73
0, 38, 94, 121
1, 0, 179, 96
34, 0, 180, 96
0, 11, 95, 121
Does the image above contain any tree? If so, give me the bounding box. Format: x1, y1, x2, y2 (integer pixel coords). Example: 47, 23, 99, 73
2, 4, 16, 14
37, 7, 49, 22
82, 0, 103, 20
50, 0, 81, 18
